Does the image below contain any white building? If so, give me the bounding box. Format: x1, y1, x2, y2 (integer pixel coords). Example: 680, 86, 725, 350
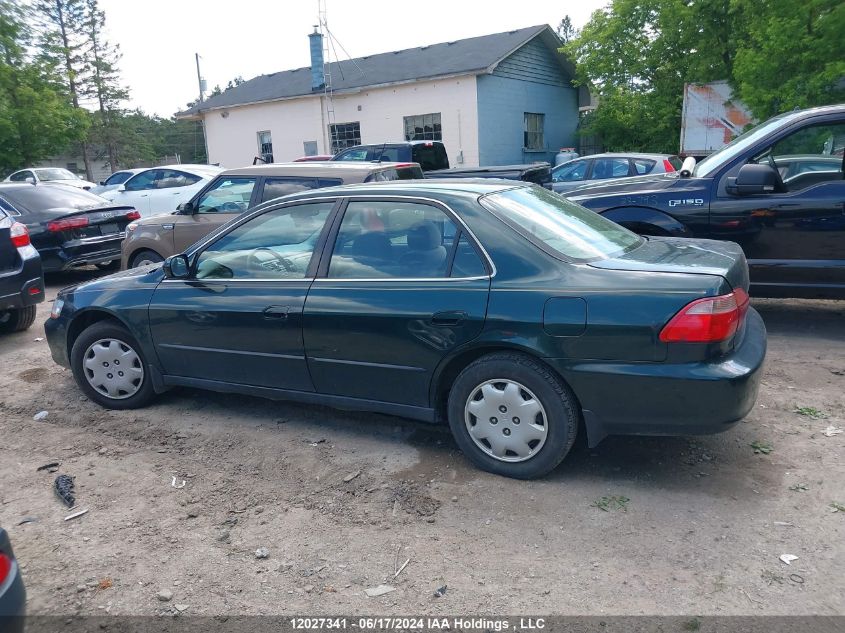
177, 25, 588, 169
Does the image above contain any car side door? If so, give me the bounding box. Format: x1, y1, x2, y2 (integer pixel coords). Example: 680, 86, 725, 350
172, 176, 260, 253
714, 119, 845, 293
116, 169, 160, 216
147, 199, 338, 390
302, 197, 490, 411
145, 169, 203, 215
551, 159, 590, 193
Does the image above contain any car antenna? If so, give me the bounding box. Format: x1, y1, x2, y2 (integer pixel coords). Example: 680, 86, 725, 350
378, 142, 386, 163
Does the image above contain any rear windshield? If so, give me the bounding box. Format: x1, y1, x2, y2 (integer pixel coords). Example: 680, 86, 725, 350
1, 185, 107, 214
480, 186, 643, 262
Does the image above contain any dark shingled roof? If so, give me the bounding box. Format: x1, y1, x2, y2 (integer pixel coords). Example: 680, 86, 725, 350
178, 25, 562, 117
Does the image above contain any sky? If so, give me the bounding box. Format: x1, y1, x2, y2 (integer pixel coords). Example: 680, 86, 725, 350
98, 0, 609, 118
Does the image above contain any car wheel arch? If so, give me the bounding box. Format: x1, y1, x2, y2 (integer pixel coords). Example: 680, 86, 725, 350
430, 343, 582, 422
128, 248, 165, 268
65, 309, 132, 362
600, 206, 691, 237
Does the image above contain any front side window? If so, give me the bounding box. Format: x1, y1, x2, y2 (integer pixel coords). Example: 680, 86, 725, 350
195, 177, 257, 214
258, 131, 273, 163
260, 177, 341, 203
480, 185, 642, 263
552, 160, 587, 182
328, 201, 461, 279
591, 157, 630, 180
524, 113, 545, 150
105, 171, 133, 186
125, 170, 159, 191
195, 202, 334, 280
752, 121, 845, 190
404, 113, 442, 141
330, 122, 361, 153
9, 171, 33, 182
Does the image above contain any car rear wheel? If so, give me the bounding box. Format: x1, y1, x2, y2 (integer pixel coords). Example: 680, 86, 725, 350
447, 352, 578, 479
70, 321, 156, 409
129, 250, 164, 268
0, 306, 37, 333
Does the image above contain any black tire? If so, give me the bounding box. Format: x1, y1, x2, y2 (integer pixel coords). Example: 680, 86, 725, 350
70, 321, 156, 409
447, 352, 579, 479
95, 260, 120, 271
129, 249, 164, 268
0, 305, 37, 333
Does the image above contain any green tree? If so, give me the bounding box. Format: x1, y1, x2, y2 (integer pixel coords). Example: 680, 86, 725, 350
0, 0, 87, 172
34, 0, 94, 178
732, 0, 845, 119
81, 0, 128, 171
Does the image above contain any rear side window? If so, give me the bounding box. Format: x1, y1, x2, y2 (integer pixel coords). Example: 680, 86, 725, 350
374, 147, 411, 163
365, 166, 424, 182
260, 177, 343, 203
411, 144, 449, 171
632, 158, 656, 174
481, 185, 642, 262
591, 158, 630, 179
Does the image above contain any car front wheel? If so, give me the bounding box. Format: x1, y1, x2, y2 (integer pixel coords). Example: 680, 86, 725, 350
129, 250, 164, 268
447, 352, 578, 479
70, 321, 156, 409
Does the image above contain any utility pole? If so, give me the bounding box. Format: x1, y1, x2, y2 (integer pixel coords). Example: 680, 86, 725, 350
195, 53, 210, 163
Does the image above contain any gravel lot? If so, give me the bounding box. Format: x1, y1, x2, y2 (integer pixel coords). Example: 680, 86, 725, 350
1, 268, 843, 616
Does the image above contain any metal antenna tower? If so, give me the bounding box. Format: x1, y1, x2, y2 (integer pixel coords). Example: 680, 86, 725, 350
318, 0, 336, 150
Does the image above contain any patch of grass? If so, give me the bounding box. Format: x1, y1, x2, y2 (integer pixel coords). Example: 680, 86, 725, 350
750, 441, 773, 455
830, 502, 845, 513
789, 483, 809, 492
761, 570, 785, 585
591, 495, 630, 512
683, 618, 701, 631
794, 406, 827, 419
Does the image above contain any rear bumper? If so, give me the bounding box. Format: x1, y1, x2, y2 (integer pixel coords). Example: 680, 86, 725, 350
39, 233, 124, 272
552, 307, 767, 445
0, 251, 45, 311
0, 562, 26, 627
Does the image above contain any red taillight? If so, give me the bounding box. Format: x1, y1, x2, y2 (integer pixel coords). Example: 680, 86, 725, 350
0, 552, 11, 584
47, 216, 89, 233
660, 289, 750, 343
126, 210, 140, 221
663, 159, 676, 172
9, 222, 30, 247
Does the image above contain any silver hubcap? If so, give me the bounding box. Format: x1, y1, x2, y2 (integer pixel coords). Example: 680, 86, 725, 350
464, 379, 548, 462
82, 338, 144, 399
134, 258, 158, 267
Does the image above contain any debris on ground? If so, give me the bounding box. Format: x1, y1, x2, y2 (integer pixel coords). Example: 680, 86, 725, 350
433, 584, 448, 598
393, 558, 410, 580
364, 584, 396, 597
174, 604, 189, 613
750, 441, 773, 455
255, 547, 269, 559
591, 495, 630, 512
17, 517, 37, 526
779, 554, 798, 565
170, 476, 186, 489
64, 508, 88, 521
306, 438, 326, 446
157, 589, 174, 602
98, 578, 113, 590
773, 521, 794, 527
54, 474, 75, 507
789, 483, 810, 492
830, 502, 845, 513
33, 337, 44, 342
343, 470, 361, 483
36, 462, 60, 473
33, 411, 48, 421
822, 425, 843, 437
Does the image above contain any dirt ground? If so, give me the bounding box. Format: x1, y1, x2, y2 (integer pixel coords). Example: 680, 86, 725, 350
0, 268, 843, 617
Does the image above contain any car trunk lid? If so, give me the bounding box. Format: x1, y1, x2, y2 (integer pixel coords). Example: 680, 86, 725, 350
41, 205, 139, 242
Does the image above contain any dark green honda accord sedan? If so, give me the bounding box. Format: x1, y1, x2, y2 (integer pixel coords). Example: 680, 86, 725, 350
45, 181, 766, 479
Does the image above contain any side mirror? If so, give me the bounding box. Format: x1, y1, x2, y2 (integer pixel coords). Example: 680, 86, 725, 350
117, 184, 126, 192
726, 163, 780, 195
25, 177, 35, 185
177, 201, 195, 214
99, 181, 105, 185
163, 254, 190, 279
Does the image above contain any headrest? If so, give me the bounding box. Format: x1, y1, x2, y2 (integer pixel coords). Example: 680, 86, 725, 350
407, 221, 441, 251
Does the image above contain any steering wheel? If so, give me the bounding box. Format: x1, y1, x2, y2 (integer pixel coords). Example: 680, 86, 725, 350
247, 247, 297, 275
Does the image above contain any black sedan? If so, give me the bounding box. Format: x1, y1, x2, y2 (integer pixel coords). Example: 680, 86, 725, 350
0, 528, 26, 632
0, 184, 139, 273
45, 181, 766, 479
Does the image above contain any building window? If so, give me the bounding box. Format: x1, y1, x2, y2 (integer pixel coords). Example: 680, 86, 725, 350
524, 113, 545, 150
257, 130, 273, 162
403, 113, 442, 141
66, 162, 78, 172
329, 122, 361, 154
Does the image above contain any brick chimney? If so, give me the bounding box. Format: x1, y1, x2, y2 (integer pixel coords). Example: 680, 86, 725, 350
309, 26, 325, 91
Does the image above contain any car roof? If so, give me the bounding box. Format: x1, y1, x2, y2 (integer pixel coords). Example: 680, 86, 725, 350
128, 164, 222, 177
220, 162, 421, 178
283, 178, 525, 200
578, 152, 676, 160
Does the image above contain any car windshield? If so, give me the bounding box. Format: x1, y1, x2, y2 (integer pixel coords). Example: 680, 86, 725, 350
694, 111, 799, 177
2, 185, 107, 213
35, 168, 78, 181
481, 186, 643, 262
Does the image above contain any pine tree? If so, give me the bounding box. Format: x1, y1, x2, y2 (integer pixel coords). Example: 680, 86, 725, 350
34, 0, 94, 179
81, 0, 128, 171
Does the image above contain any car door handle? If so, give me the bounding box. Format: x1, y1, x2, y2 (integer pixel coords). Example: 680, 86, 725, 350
431, 310, 466, 326
262, 305, 290, 320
